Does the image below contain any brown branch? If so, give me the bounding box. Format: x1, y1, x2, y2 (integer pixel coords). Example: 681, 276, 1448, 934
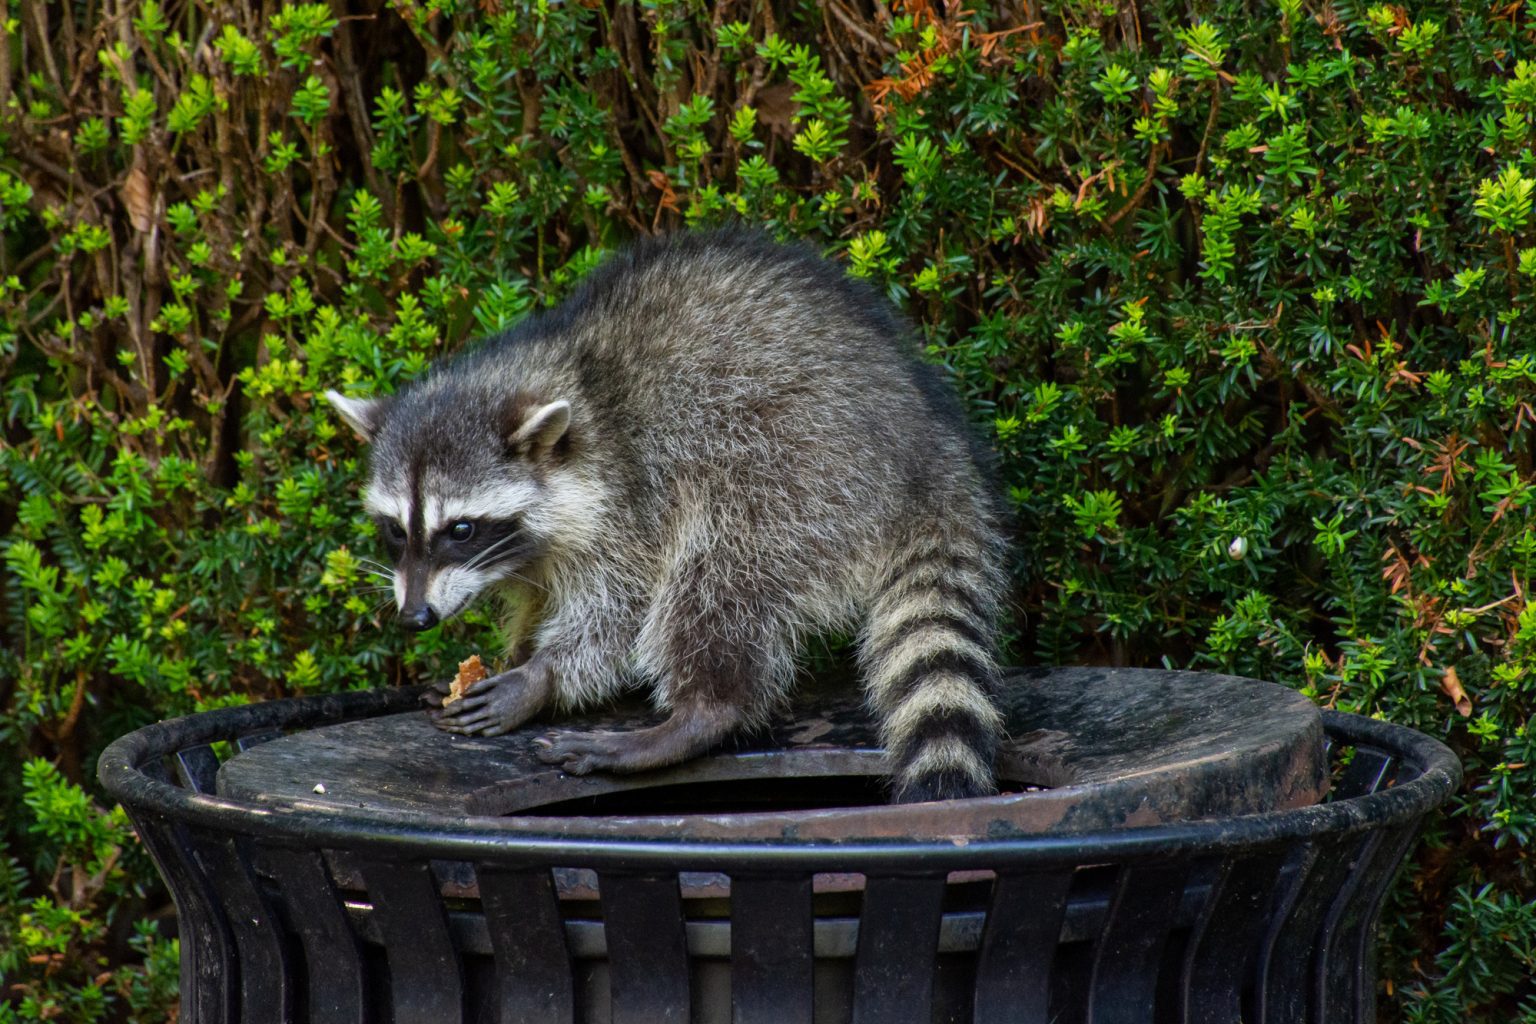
826, 0, 896, 58
1193, 79, 1223, 177
301, 108, 339, 260
23, 0, 64, 97
330, 3, 384, 205
614, 2, 669, 151
0, 1, 13, 114
1104, 142, 1164, 230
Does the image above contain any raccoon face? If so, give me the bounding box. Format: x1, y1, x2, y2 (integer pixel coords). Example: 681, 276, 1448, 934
371, 506, 531, 629
326, 388, 572, 629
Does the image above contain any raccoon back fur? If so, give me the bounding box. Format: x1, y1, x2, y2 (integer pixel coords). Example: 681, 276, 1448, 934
326, 229, 1009, 802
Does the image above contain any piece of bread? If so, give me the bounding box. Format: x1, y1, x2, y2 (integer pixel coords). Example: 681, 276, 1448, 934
441, 654, 487, 706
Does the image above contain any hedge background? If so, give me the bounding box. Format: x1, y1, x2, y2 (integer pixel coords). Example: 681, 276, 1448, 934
2, 0, 1534, 1019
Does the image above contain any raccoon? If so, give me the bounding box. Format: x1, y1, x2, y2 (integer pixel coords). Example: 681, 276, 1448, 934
326, 229, 1009, 802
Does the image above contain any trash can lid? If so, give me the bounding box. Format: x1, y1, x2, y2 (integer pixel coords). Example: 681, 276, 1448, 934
217, 667, 1327, 841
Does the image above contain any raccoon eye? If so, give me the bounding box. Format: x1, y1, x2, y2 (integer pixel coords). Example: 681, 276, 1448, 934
376, 518, 406, 558
449, 521, 475, 542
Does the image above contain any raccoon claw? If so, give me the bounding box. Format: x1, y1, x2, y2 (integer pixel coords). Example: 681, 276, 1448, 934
429, 666, 550, 737
533, 731, 630, 775
435, 707, 509, 736
423, 675, 492, 709
534, 703, 743, 775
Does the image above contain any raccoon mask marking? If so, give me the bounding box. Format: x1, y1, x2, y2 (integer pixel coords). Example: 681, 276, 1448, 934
327, 389, 571, 627
328, 228, 1010, 804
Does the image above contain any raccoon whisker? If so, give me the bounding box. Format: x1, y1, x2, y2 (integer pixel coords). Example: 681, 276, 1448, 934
461, 551, 510, 575
458, 536, 511, 568
498, 568, 548, 594
462, 533, 528, 573
471, 531, 525, 562
471, 546, 546, 591
351, 580, 393, 604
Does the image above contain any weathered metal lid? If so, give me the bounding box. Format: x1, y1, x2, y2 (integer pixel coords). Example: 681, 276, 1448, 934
217, 667, 1327, 842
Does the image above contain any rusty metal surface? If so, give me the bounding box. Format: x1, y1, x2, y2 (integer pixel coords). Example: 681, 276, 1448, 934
217, 667, 1328, 844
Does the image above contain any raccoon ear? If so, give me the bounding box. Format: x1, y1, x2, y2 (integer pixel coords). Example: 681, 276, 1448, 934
507, 399, 571, 457
325, 389, 391, 442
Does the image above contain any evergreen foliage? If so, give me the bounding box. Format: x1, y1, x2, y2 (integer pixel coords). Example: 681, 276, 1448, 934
2, 0, 1534, 1018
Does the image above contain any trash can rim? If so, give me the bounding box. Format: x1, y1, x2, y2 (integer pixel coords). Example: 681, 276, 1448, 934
97, 685, 1461, 872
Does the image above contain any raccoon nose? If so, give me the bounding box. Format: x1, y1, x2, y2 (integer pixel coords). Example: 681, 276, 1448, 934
403, 605, 439, 631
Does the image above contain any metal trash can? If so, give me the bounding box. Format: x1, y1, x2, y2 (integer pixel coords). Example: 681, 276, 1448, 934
98, 667, 1460, 1024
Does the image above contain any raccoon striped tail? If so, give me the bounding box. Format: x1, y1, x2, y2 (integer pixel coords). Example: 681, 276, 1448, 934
862, 531, 1006, 803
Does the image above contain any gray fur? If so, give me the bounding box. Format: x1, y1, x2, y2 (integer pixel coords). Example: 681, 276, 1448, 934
332, 229, 1009, 802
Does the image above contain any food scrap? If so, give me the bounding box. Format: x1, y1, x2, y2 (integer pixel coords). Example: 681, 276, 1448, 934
442, 654, 488, 706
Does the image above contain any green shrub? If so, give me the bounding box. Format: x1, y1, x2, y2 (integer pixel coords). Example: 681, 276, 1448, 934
2, 0, 1533, 1019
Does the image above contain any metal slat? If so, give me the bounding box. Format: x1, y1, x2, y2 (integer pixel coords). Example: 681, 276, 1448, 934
1333, 748, 1394, 799
236, 729, 285, 752
480, 865, 576, 1024
1313, 821, 1426, 1024
1248, 845, 1315, 1024
1308, 830, 1384, 1024
851, 876, 946, 1024
263, 846, 368, 1024
1334, 822, 1423, 1024
1261, 835, 1372, 1024
187, 830, 293, 1023
174, 745, 221, 795
1085, 863, 1188, 1024
1179, 852, 1287, 1024
973, 869, 1073, 1024
730, 874, 813, 1024
358, 858, 463, 1024
128, 811, 238, 1023
600, 873, 691, 1024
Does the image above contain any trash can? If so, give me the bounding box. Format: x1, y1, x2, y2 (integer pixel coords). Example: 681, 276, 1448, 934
98, 667, 1460, 1024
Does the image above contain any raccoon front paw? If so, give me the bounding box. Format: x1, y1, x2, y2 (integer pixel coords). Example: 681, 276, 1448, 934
531, 730, 637, 775
429, 665, 550, 738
